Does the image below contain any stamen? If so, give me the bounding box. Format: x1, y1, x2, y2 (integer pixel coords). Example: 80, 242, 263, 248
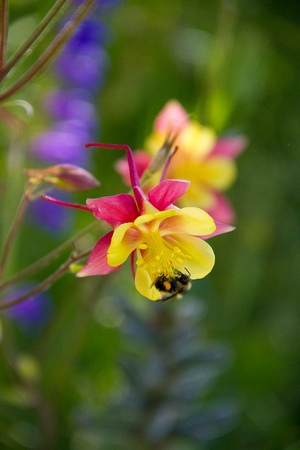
135, 220, 192, 280
139, 243, 148, 250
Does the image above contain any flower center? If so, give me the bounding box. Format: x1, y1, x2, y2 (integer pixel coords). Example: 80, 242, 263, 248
135, 224, 191, 279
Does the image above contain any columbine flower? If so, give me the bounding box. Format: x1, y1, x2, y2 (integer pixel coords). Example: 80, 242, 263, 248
116, 100, 247, 224
42, 143, 234, 301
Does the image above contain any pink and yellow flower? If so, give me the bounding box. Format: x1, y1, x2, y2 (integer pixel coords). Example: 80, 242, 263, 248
116, 100, 247, 224
43, 143, 234, 301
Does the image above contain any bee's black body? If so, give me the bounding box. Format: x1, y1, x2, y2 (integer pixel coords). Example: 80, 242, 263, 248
154, 269, 191, 302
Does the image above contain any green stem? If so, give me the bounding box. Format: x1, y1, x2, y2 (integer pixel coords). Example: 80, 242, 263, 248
0, 248, 92, 310
0, 0, 8, 69
0, 184, 33, 281
0, 0, 98, 102
0, 219, 99, 291
0, 0, 68, 81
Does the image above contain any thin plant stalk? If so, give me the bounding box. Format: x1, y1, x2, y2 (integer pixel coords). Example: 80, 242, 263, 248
0, 219, 100, 291
0, 0, 98, 102
0, 0, 8, 69
0, 184, 33, 280
0, 248, 92, 310
0, 0, 68, 81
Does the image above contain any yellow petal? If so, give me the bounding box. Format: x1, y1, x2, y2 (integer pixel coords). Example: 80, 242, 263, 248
160, 207, 216, 237
134, 209, 177, 227
135, 267, 161, 300
177, 182, 215, 209
179, 122, 216, 159
169, 161, 214, 206
134, 214, 154, 227
108, 224, 141, 267
164, 234, 215, 279
110, 222, 134, 246
202, 157, 237, 190
169, 158, 235, 208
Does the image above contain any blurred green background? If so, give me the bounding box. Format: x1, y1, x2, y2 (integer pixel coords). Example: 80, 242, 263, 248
0, 0, 299, 448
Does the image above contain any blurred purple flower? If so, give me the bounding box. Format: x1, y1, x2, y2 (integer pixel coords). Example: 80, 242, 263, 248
31, 122, 90, 165
55, 46, 108, 89
44, 89, 96, 128
5, 284, 53, 334
29, 1, 119, 234
64, 18, 109, 50
31, 4, 118, 165
29, 194, 72, 234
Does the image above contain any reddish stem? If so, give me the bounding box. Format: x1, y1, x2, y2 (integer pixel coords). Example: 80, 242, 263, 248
0, 0, 98, 101
0, 0, 67, 80
0, 0, 8, 69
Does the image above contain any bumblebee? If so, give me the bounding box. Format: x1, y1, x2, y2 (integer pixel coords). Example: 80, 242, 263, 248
153, 269, 192, 302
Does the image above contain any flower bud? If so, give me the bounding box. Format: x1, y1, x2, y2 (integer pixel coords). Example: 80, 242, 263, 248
24, 164, 100, 192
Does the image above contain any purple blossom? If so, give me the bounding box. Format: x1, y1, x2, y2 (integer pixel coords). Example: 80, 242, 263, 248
29, 195, 72, 234
30, 1, 119, 234
54, 45, 108, 89
64, 18, 109, 50
31, 4, 117, 165
4, 284, 53, 334
44, 89, 96, 128
31, 122, 91, 165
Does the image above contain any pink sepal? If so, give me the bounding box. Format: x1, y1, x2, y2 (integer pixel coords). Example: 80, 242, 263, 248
210, 136, 247, 159
200, 220, 235, 240
148, 179, 190, 211
154, 100, 189, 134
76, 231, 121, 277
206, 191, 235, 224
86, 194, 139, 226
41, 194, 91, 212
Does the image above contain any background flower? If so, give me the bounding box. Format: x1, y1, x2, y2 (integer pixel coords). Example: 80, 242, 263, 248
116, 100, 246, 224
